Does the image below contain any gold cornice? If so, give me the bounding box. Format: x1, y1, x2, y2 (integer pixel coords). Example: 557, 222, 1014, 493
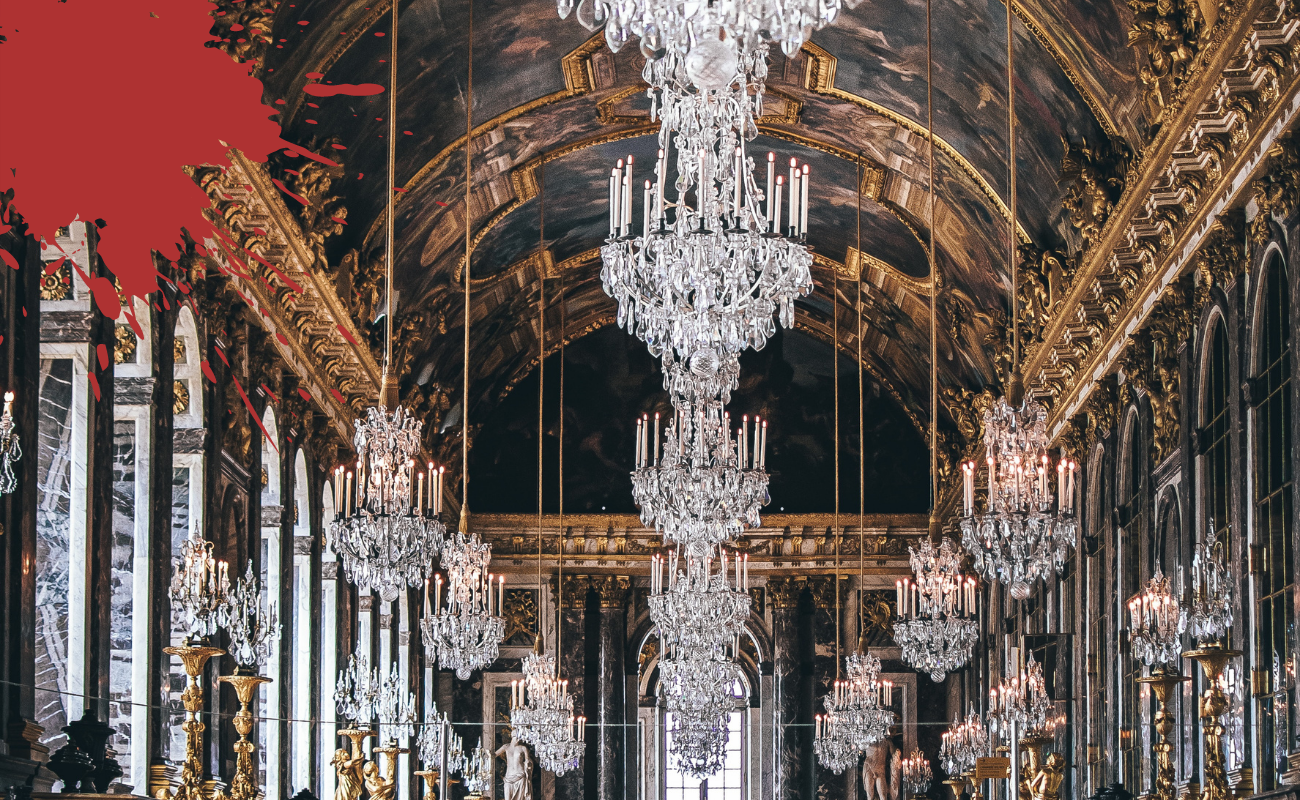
474, 512, 928, 527
799, 41, 1033, 246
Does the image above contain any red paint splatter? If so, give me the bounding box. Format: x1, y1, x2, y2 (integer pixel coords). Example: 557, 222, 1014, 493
96, 344, 110, 370
0, 250, 18, 270
276, 331, 291, 346
330, 388, 346, 403
89, 373, 101, 401
43, 256, 66, 276
297, 387, 312, 402
270, 178, 310, 206
260, 383, 280, 403
201, 359, 217, 384
1, 0, 285, 304
303, 83, 384, 97
336, 324, 357, 345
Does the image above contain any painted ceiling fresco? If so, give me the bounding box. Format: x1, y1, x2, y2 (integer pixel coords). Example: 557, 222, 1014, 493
253, 0, 1146, 464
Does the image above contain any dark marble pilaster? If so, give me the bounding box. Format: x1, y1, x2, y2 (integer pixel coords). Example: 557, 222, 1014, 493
552, 575, 590, 800
147, 300, 176, 773
85, 228, 116, 724
769, 576, 808, 800
593, 576, 629, 800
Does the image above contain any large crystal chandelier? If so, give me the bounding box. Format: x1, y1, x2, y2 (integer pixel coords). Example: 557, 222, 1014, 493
510, 645, 586, 775
633, 405, 768, 547
0, 391, 20, 496
988, 652, 1053, 738
328, 416, 446, 602
169, 533, 231, 644
958, 399, 1078, 600
419, 514, 506, 679
1128, 566, 1186, 666
1187, 536, 1233, 642
601, 134, 813, 405
555, 0, 859, 61
893, 538, 979, 682
376, 663, 417, 746
218, 561, 278, 669
939, 706, 990, 776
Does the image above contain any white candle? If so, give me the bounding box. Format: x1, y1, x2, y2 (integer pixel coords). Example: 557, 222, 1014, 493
788, 158, 798, 232
653, 413, 660, 465
656, 148, 666, 221
642, 181, 651, 237
417, 472, 425, 514
766, 152, 776, 227
499, 575, 505, 617
608, 172, 618, 236
635, 416, 643, 467
760, 421, 767, 469
733, 147, 743, 220
773, 177, 783, 233
345, 471, 354, 516
800, 164, 809, 235
435, 574, 442, 612
896, 579, 903, 614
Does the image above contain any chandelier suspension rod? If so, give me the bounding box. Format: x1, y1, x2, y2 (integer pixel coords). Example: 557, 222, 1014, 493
856, 152, 865, 628
383, 0, 398, 383
927, 0, 937, 529
462, 0, 474, 509
1006, 0, 1018, 384
557, 206, 566, 666
537, 159, 546, 641
833, 250, 840, 676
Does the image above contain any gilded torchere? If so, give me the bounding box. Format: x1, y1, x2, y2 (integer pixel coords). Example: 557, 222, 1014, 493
1135, 669, 1190, 800
163, 644, 226, 800
1184, 645, 1241, 800
218, 671, 272, 800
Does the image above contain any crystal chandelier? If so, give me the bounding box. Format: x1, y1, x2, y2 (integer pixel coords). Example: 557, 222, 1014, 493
939, 706, 991, 776
813, 706, 859, 775
328, 416, 446, 603
462, 741, 494, 796
901, 749, 933, 795
988, 652, 1053, 738
661, 655, 744, 778
555, 0, 859, 61
815, 649, 895, 773
169, 533, 231, 644
0, 391, 20, 496
510, 646, 586, 775
334, 647, 379, 728
1128, 566, 1186, 667
1187, 536, 1233, 642
218, 561, 278, 669
376, 663, 417, 745
601, 137, 813, 405
416, 709, 455, 770
419, 515, 506, 679
893, 538, 980, 682
958, 398, 1078, 600
633, 405, 768, 548
649, 545, 751, 655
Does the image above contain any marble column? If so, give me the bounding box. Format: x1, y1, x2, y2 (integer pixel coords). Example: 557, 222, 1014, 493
0, 225, 51, 794
811, 576, 851, 800
85, 230, 116, 724
552, 574, 591, 800
147, 298, 177, 777
768, 576, 807, 800
593, 576, 630, 800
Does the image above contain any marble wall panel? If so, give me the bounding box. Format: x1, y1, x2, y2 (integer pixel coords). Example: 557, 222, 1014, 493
35, 358, 74, 751
110, 421, 136, 782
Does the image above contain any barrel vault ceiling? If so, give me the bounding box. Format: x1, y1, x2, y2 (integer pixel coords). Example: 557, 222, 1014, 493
235, 0, 1142, 452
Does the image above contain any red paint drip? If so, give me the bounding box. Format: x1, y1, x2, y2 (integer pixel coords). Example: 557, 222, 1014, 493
303, 83, 384, 97
336, 324, 357, 345
89, 373, 101, 402
0, 250, 19, 270
201, 359, 217, 384
297, 387, 313, 402
96, 343, 110, 370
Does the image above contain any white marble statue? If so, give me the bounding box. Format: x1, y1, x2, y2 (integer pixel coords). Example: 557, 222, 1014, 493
495, 735, 533, 800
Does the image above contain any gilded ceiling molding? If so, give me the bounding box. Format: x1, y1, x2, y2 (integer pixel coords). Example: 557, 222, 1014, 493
800, 41, 1033, 245
596, 83, 804, 125
363, 33, 612, 249
188, 149, 383, 439
1007, 0, 1127, 142
1021, 0, 1300, 437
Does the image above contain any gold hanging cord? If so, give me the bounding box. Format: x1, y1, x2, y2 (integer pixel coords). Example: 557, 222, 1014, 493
460, 0, 474, 527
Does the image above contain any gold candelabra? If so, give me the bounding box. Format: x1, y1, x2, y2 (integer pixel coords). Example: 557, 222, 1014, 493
367, 743, 406, 800
217, 670, 272, 800
331, 728, 375, 800
163, 644, 226, 800
413, 769, 440, 800
944, 777, 967, 800
1136, 667, 1190, 800
1184, 644, 1241, 800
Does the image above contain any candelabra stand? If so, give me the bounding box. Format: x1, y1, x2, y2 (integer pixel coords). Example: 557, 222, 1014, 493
944, 777, 967, 800
1017, 733, 1052, 800
1135, 668, 1190, 800
163, 644, 226, 800
961, 771, 983, 800
1184, 645, 1241, 800
413, 768, 439, 800
339, 727, 375, 762
370, 743, 406, 800
217, 671, 272, 800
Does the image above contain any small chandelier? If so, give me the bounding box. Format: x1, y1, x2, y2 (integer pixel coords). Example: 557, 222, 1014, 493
511, 643, 585, 776
1128, 566, 1186, 667
416, 708, 457, 770
1187, 535, 1233, 642
601, 139, 813, 404
168, 533, 230, 644
633, 404, 768, 548
901, 749, 933, 795
939, 706, 991, 776
0, 391, 20, 496
328, 413, 447, 603
815, 649, 895, 773
959, 398, 1078, 599
894, 538, 980, 682
462, 741, 494, 796
334, 647, 379, 729
419, 512, 506, 680
218, 560, 278, 670
989, 652, 1053, 738
376, 663, 417, 746
813, 707, 859, 775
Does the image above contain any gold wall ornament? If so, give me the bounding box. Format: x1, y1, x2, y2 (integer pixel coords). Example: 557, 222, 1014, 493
1184, 645, 1244, 800
175, 337, 188, 364
1136, 668, 1192, 800
174, 381, 191, 415
40, 262, 71, 301
216, 672, 272, 800
1127, 0, 1205, 124
162, 644, 226, 800
1249, 135, 1300, 244
365, 745, 405, 800
1060, 135, 1130, 246
115, 324, 139, 364
1194, 210, 1247, 306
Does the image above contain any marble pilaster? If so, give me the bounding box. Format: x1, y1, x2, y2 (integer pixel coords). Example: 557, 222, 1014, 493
552, 575, 591, 800
593, 576, 629, 800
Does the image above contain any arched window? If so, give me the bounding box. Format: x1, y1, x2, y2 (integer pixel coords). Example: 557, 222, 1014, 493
1202, 319, 1232, 553
319, 480, 339, 800
1251, 255, 1294, 790
663, 678, 749, 799
1119, 413, 1149, 794
259, 407, 282, 800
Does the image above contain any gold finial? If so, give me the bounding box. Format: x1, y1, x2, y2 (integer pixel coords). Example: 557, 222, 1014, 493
458, 505, 470, 535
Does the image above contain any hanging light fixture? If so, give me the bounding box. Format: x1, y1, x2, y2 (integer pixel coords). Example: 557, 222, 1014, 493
375, 663, 417, 747
901, 749, 934, 796
218, 560, 279, 669
327, 0, 445, 603
0, 391, 20, 496
168, 533, 231, 644
660, 649, 744, 777
939, 706, 991, 777
462, 741, 495, 797
334, 646, 380, 731
630, 402, 769, 548
894, 539, 980, 682
988, 651, 1054, 740
1128, 566, 1187, 667
601, 142, 813, 406
1186, 532, 1233, 642
418, 5, 505, 679
958, 0, 1076, 601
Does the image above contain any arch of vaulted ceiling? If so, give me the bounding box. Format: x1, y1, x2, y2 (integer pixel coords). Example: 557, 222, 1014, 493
254, 0, 1138, 429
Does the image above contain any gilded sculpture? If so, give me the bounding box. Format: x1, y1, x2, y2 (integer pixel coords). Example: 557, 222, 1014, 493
1060, 136, 1129, 245
1127, 0, 1203, 122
